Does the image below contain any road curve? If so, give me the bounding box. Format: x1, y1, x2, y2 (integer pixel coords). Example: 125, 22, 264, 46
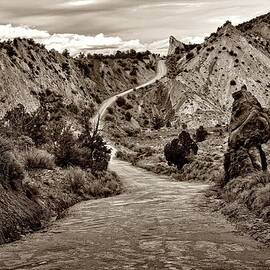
91, 60, 167, 127
0, 60, 270, 269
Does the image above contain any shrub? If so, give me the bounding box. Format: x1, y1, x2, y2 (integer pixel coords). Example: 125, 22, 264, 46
116, 96, 126, 107
123, 127, 139, 137
230, 80, 237, 86
134, 146, 155, 157
229, 50, 235, 56
131, 78, 138, 84
186, 52, 194, 61
151, 115, 164, 130
107, 107, 114, 114
123, 102, 133, 110
0, 137, 24, 189
23, 149, 55, 170
104, 114, 114, 122
54, 127, 80, 167
195, 126, 209, 142
62, 49, 70, 58
125, 111, 132, 121
55, 123, 111, 172
5, 44, 17, 58
23, 177, 40, 199
76, 60, 92, 78
164, 131, 198, 170
88, 171, 122, 197
78, 121, 111, 172
16, 136, 35, 151
130, 69, 137, 76
66, 166, 87, 194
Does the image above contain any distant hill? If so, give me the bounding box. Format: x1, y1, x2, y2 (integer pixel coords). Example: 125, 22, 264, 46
0, 38, 157, 118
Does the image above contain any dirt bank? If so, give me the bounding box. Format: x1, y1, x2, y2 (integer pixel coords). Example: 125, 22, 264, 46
0, 167, 122, 245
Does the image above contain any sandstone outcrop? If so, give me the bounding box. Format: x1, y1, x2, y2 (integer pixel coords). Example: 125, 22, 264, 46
167, 36, 186, 56
224, 86, 270, 182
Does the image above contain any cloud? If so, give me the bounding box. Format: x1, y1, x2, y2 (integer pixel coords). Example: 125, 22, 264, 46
0, 24, 212, 56
0, 24, 153, 55
0, 0, 268, 46
0, 24, 50, 39
182, 35, 207, 44
135, 2, 206, 10
208, 15, 252, 25
65, 0, 97, 6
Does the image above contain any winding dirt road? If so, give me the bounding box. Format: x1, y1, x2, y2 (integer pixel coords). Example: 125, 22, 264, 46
0, 61, 270, 269
91, 60, 167, 127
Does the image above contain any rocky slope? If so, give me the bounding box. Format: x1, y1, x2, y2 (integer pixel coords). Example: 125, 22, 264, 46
237, 12, 270, 42
0, 38, 157, 118
139, 14, 270, 129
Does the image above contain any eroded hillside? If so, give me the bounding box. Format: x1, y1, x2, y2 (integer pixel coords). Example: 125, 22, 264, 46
126, 15, 270, 129
0, 39, 157, 117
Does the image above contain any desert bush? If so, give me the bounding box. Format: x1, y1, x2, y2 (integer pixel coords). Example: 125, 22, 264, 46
164, 131, 198, 170
23, 177, 40, 199
66, 166, 87, 194
1, 94, 66, 146
125, 111, 132, 121
131, 78, 138, 84
134, 146, 155, 157
5, 44, 17, 58
0, 137, 24, 189
123, 127, 139, 137
23, 149, 55, 170
66, 167, 122, 197
223, 172, 270, 221
54, 127, 80, 167
76, 59, 92, 78
123, 102, 133, 110
79, 121, 111, 172
115, 149, 138, 165
186, 52, 194, 61
104, 114, 115, 122
130, 69, 137, 76
62, 49, 70, 58
230, 80, 237, 86
107, 107, 114, 115
62, 62, 70, 75
151, 115, 165, 130
195, 126, 209, 142
16, 136, 35, 151
116, 96, 126, 107
55, 120, 111, 171
127, 93, 136, 100
88, 171, 122, 197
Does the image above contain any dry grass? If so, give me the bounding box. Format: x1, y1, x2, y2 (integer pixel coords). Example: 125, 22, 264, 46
66, 167, 122, 197
23, 149, 55, 170
66, 166, 87, 194
222, 172, 270, 222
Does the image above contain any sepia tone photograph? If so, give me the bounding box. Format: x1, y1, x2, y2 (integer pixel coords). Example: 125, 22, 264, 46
0, 0, 269, 269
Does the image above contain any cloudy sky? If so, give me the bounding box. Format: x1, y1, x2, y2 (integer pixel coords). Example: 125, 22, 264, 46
0, 0, 269, 54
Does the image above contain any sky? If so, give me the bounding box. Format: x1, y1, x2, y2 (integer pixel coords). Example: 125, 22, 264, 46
0, 0, 269, 55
